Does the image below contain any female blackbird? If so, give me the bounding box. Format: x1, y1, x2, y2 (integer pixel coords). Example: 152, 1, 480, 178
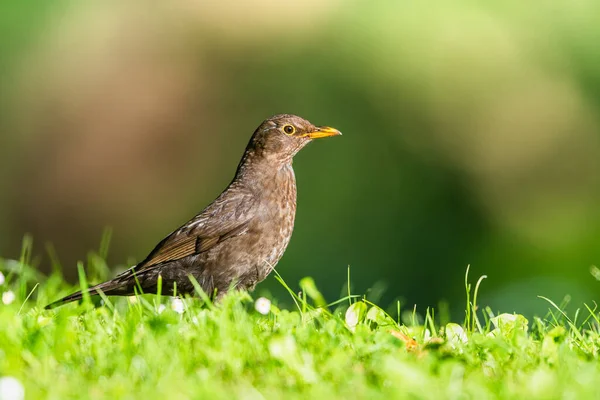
47, 114, 341, 308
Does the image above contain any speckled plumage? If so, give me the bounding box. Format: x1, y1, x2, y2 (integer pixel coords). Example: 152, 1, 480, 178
47, 114, 341, 308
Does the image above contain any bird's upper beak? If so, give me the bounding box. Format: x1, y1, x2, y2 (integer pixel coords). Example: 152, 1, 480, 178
303, 126, 343, 139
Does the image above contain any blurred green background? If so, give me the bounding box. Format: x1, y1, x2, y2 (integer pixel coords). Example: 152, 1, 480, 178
2, 1, 600, 317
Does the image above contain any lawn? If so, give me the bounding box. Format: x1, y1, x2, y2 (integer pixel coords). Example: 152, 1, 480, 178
1, 248, 599, 399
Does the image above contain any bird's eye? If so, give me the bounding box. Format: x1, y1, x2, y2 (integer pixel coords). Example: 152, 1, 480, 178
283, 125, 296, 135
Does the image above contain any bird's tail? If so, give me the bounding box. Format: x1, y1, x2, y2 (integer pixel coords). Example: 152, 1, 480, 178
45, 279, 128, 309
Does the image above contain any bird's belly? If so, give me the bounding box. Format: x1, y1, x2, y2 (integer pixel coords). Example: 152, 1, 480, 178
247, 207, 295, 278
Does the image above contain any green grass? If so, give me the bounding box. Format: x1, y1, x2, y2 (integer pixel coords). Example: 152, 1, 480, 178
1, 250, 600, 399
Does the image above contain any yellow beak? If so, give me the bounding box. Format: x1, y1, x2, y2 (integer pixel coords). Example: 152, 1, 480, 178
303, 126, 343, 139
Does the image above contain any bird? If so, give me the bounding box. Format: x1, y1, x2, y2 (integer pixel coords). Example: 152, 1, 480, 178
46, 114, 341, 308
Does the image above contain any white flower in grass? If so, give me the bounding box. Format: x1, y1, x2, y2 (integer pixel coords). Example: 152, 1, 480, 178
423, 329, 432, 342
0, 376, 25, 400
254, 297, 271, 315
157, 304, 166, 314
171, 298, 185, 314
0, 271, 5, 286
446, 323, 468, 347
2, 291, 15, 305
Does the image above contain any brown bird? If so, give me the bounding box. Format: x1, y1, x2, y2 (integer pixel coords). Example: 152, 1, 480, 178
46, 114, 341, 308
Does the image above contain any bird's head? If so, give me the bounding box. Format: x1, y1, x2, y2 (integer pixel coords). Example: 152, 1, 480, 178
244, 114, 342, 166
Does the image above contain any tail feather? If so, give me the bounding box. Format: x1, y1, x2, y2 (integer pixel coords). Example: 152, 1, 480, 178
45, 279, 127, 309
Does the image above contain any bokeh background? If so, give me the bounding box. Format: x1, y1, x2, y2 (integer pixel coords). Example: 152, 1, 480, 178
2, 1, 600, 317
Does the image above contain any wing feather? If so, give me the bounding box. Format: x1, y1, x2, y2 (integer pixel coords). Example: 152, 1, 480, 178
135, 187, 255, 271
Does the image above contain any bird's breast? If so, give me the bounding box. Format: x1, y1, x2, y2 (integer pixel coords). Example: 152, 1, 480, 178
252, 165, 297, 266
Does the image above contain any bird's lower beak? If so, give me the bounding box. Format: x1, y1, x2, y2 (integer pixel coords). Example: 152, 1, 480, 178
304, 126, 343, 139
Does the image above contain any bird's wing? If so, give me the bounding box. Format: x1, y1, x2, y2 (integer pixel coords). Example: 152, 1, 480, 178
135, 188, 256, 271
